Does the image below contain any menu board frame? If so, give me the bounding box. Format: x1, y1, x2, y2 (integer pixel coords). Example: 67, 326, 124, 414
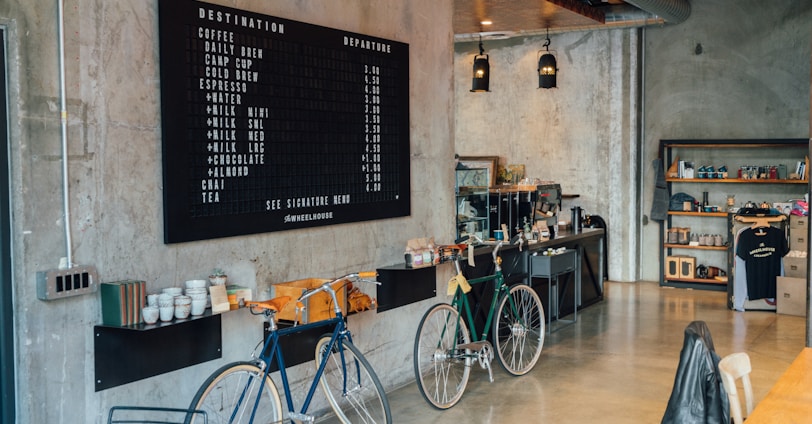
158, 0, 411, 243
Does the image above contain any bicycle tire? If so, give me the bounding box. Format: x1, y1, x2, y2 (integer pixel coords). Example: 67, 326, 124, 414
188, 361, 283, 424
493, 284, 545, 376
413, 303, 472, 409
315, 335, 392, 423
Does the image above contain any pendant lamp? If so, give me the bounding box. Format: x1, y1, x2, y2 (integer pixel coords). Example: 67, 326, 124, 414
538, 30, 557, 89
471, 36, 490, 92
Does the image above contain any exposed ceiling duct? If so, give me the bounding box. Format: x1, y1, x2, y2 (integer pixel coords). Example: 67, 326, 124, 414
625, 0, 690, 25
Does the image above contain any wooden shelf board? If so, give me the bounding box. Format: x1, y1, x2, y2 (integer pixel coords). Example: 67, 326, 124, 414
664, 243, 728, 251
665, 277, 727, 285
666, 178, 807, 184
668, 211, 729, 217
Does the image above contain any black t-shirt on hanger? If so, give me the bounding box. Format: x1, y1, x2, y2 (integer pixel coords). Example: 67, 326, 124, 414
736, 226, 789, 300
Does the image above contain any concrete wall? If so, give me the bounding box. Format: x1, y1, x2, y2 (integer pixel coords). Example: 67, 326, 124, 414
454, 29, 641, 282
454, 0, 812, 283
640, 1, 812, 281
3, 0, 453, 422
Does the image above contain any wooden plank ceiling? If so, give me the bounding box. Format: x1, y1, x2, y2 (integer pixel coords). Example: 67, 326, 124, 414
453, 0, 631, 36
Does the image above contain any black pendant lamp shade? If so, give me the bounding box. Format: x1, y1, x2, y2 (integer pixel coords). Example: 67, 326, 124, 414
471, 37, 490, 92
538, 30, 557, 89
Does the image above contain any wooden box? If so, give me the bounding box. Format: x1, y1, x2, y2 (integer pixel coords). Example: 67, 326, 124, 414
665, 256, 683, 279
271, 278, 345, 323
679, 256, 696, 279
777, 276, 807, 317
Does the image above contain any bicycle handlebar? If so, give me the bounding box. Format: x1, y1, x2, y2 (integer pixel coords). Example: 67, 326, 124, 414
247, 271, 379, 318
298, 271, 379, 303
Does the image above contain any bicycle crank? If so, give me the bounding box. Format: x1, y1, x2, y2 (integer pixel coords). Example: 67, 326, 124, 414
457, 341, 495, 382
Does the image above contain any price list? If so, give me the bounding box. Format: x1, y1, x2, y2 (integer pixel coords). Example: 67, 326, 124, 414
159, 0, 410, 243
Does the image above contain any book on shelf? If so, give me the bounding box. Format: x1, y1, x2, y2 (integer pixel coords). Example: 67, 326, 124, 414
100, 280, 146, 326
100, 281, 128, 327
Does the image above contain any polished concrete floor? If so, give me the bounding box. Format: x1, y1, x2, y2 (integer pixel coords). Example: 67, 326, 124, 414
385, 281, 807, 423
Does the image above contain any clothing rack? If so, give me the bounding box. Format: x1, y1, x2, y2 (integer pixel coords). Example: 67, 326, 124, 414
734, 214, 786, 229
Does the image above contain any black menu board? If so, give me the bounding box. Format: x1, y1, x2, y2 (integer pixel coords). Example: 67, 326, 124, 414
159, 0, 410, 243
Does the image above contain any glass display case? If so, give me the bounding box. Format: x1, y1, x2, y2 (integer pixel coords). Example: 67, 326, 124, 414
489, 183, 561, 239
455, 167, 490, 241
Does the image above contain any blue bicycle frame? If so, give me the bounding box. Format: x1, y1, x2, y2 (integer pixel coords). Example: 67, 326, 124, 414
250, 313, 352, 423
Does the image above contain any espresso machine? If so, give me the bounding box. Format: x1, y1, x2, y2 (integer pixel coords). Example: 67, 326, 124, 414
489, 182, 561, 238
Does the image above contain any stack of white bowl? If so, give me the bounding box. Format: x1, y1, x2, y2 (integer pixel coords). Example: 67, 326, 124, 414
157, 291, 176, 322
185, 279, 208, 316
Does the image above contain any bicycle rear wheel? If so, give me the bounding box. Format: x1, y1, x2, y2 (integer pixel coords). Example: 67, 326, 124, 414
188, 361, 283, 424
315, 335, 392, 423
493, 284, 545, 375
413, 303, 471, 409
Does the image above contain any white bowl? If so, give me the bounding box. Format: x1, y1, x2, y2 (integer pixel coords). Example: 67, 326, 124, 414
162, 287, 183, 297
185, 287, 207, 296
141, 306, 159, 324
188, 292, 207, 302
185, 279, 207, 290
174, 295, 192, 306
157, 293, 175, 308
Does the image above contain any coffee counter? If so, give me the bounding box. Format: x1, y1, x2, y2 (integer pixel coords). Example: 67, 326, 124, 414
463, 228, 605, 324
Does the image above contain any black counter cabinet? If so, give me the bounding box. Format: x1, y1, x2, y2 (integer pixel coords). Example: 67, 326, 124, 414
527, 228, 605, 322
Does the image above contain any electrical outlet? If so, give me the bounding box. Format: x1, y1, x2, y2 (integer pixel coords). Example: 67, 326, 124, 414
36, 265, 99, 301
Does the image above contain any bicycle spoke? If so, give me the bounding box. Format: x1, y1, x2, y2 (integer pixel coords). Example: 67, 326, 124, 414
317, 337, 391, 423
414, 304, 470, 409
494, 285, 544, 375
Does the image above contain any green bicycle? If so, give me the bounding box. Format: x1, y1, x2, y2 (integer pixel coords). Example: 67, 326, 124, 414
413, 237, 545, 409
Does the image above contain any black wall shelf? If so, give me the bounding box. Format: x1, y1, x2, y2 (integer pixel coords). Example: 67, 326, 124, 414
375, 264, 436, 312
94, 312, 222, 391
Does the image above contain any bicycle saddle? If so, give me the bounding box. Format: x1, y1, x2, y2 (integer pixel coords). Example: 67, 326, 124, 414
245, 296, 293, 312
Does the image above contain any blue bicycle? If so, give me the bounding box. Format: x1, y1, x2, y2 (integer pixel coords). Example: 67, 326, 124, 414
188, 272, 391, 424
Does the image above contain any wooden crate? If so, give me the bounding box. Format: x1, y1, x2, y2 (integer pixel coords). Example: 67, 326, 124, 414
271, 278, 346, 323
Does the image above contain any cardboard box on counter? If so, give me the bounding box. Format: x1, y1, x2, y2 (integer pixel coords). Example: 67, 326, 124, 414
790, 214, 808, 231
777, 276, 807, 317
784, 253, 808, 278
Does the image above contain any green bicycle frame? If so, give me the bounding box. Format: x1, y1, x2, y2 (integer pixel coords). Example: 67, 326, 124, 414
450, 266, 509, 343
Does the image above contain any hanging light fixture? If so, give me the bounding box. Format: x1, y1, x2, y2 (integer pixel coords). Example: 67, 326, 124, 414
471, 35, 490, 92
537, 29, 557, 89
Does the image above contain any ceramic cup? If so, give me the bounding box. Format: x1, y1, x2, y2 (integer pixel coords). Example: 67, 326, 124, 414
191, 299, 206, 316
159, 305, 174, 322
146, 294, 158, 308
141, 306, 159, 324
174, 295, 192, 319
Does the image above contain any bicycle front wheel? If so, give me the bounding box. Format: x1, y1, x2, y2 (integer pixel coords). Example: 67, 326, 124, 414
189, 361, 283, 424
413, 303, 471, 409
494, 284, 545, 375
315, 335, 392, 423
